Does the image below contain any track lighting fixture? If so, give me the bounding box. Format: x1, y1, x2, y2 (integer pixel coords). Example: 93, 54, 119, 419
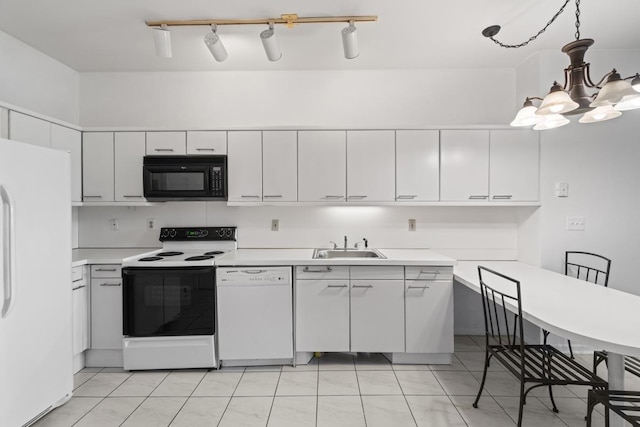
260, 23, 282, 62
153, 24, 172, 58
483, 0, 640, 129
204, 25, 228, 62
147, 13, 377, 62
341, 21, 358, 59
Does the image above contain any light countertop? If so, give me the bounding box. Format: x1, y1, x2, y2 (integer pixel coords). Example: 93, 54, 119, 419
72, 248, 157, 267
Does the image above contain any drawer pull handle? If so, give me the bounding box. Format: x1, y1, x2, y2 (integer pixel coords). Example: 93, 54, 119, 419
195, 148, 216, 151
419, 270, 441, 274
95, 268, 117, 272
99, 283, 121, 287
468, 195, 489, 200
322, 195, 344, 199
492, 195, 513, 200
73, 285, 87, 290
303, 266, 333, 273
326, 284, 348, 288
154, 148, 174, 152
83, 195, 102, 198
348, 195, 367, 200
241, 195, 261, 198
263, 195, 283, 198
408, 285, 429, 290
396, 195, 417, 200
352, 284, 373, 289
72, 278, 84, 283
123, 195, 143, 198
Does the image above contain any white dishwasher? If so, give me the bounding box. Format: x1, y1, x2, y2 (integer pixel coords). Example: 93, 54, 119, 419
216, 267, 293, 364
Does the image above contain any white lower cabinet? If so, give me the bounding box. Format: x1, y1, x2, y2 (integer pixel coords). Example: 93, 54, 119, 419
71, 266, 89, 373
90, 265, 123, 351
405, 280, 454, 353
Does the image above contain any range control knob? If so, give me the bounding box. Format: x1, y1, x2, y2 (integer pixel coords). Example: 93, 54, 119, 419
218, 229, 225, 237
169, 229, 177, 238
226, 229, 233, 238
202, 229, 209, 237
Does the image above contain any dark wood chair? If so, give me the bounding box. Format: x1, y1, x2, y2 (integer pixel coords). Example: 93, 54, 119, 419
543, 251, 612, 358
473, 266, 608, 427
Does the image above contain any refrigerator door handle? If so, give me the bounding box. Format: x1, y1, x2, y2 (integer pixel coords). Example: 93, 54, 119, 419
1, 184, 17, 319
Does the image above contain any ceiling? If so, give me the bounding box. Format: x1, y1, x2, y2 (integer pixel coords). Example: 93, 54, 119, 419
0, 0, 639, 72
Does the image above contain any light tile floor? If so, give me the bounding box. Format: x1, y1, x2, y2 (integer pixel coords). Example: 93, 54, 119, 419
34, 336, 616, 427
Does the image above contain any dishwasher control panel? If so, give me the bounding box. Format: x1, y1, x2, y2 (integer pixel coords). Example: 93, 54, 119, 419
217, 267, 292, 285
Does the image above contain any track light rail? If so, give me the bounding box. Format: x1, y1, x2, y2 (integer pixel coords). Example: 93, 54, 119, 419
146, 15, 378, 29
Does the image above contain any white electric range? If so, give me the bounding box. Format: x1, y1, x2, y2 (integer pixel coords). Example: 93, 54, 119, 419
121, 226, 237, 371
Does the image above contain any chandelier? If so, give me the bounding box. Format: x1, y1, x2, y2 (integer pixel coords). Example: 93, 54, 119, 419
483, 0, 640, 130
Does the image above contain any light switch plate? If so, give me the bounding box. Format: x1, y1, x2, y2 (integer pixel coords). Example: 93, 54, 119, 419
271, 219, 279, 231
408, 219, 416, 231
109, 218, 119, 231
555, 182, 569, 197
566, 216, 585, 231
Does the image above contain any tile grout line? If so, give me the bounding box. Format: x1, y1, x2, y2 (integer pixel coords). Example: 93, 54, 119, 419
264, 367, 284, 426
117, 369, 172, 426
353, 356, 368, 427
315, 358, 320, 427
430, 357, 471, 427
390, 367, 419, 427
216, 366, 247, 426
166, 369, 211, 426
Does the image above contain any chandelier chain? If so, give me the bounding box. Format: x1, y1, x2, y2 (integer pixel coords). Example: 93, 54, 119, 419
487, 0, 573, 49
575, 0, 581, 40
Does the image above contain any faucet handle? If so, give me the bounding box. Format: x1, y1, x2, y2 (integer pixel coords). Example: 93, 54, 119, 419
355, 238, 368, 250
329, 241, 337, 249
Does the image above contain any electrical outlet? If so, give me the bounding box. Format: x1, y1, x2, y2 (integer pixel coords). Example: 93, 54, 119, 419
146, 218, 156, 230
408, 219, 416, 231
555, 182, 569, 197
271, 219, 279, 231
567, 216, 585, 231
109, 218, 119, 231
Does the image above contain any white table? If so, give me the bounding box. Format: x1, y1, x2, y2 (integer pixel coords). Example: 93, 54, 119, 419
455, 261, 640, 427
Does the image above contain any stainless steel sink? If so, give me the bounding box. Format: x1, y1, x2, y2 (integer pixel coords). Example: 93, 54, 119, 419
312, 248, 386, 259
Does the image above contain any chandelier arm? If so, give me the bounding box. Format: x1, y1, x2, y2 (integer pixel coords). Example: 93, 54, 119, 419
562, 68, 570, 91
587, 68, 615, 89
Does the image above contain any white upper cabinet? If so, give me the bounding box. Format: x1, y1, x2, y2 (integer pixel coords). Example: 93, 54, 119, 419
440, 130, 490, 202
395, 130, 440, 202
489, 130, 539, 202
186, 131, 227, 155
146, 131, 186, 155
8, 111, 50, 147
298, 131, 346, 202
228, 131, 262, 202
346, 131, 395, 202
263, 131, 297, 202
83, 132, 115, 202
51, 124, 82, 202
114, 132, 146, 202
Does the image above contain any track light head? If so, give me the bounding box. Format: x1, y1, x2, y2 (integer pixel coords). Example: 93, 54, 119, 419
204, 25, 228, 62
341, 21, 359, 59
260, 23, 282, 62
153, 24, 172, 58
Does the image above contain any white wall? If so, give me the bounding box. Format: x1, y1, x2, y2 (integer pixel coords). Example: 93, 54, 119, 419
79, 69, 515, 129
0, 31, 79, 124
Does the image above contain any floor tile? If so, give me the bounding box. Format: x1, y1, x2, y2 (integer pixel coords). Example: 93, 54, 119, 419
529, 383, 579, 399
433, 370, 482, 396
357, 370, 403, 395
429, 354, 468, 371
454, 335, 482, 352
101, 367, 130, 373
318, 352, 356, 370
110, 371, 169, 397
192, 371, 243, 397
470, 371, 521, 397
282, 357, 319, 372
354, 353, 392, 370
79, 367, 103, 373
276, 371, 318, 396
74, 397, 144, 427
457, 350, 506, 371
169, 397, 229, 427
539, 396, 607, 427
318, 370, 360, 395
395, 370, 446, 395
362, 395, 417, 427
33, 397, 101, 427
245, 365, 283, 372
73, 372, 132, 397
150, 371, 206, 397
494, 396, 567, 426
234, 371, 280, 397
121, 396, 186, 427
392, 363, 432, 371
450, 395, 515, 427
218, 396, 273, 427
73, 372, 97, 390
406, 395, 467, 427
317, 396, 366, 427
267, 396, 317, 427
469, 335, 487, 348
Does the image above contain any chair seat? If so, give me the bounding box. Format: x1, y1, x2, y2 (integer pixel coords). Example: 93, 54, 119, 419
588, 389, 640, 426
491, 344, 607, 389
594, 350, 640, 378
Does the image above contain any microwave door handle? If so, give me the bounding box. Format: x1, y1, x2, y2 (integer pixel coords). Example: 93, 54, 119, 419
1, 184, 17, 319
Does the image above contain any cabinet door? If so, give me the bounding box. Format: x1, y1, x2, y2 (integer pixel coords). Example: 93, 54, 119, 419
346, 131, 395, 202
114, 132, 146, 202
350, 280, 404, 352
489, 130, 539, 202
263, 131, 297, 202
187, 131, 227, 155
90, 278, 123, 350
146, 131, 186, 155
440, 130, 489, 201
82, 132, 114, 201
8, 111, 50, 147
72, 284, 89, 355
296, 279, 350, 352
227, 131, 262, 202
51, 124, 82, 202
298, 131, 346, 202
405, 280, 454, 353
396, 130, 440, 201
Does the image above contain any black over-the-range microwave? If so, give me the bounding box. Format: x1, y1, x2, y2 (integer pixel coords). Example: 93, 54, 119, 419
143, 155, 227, 201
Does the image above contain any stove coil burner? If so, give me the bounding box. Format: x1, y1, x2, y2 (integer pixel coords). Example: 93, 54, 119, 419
139, 256, 164, 262
156, 251, 184, 256
204, 251, 225, 256
184, 255, 215, 261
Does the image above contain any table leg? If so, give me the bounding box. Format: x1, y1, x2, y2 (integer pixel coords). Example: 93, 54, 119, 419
608, 352, 625, 427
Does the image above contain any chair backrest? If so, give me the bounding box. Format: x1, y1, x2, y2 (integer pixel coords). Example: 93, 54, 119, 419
477, 266, 525, 352
565, 251, 611, 287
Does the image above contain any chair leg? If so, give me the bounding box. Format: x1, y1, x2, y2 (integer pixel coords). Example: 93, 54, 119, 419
586, 392, 595, 427
547, 385, 559, 413
517, 380, 526, 427
567, 339, 574, 359
473, 348, 491, 409
543, 330, 550, 345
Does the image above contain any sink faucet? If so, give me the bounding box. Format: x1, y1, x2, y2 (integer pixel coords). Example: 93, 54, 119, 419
344, 235, 348, 249
329, 241, 337, 249
355, 238, 368, 249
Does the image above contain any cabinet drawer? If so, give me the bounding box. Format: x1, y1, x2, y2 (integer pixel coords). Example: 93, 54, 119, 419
72, 266, 84, 282
91, 264, 122, 278
350, 266, 404, 280
405, 266, 453, 281
296, 266, 349, 280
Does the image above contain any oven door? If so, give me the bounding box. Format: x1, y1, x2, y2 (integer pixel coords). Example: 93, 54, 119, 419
122, 267, 215, 337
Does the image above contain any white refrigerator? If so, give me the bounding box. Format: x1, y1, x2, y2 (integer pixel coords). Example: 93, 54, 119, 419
1, 137, 73, 426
